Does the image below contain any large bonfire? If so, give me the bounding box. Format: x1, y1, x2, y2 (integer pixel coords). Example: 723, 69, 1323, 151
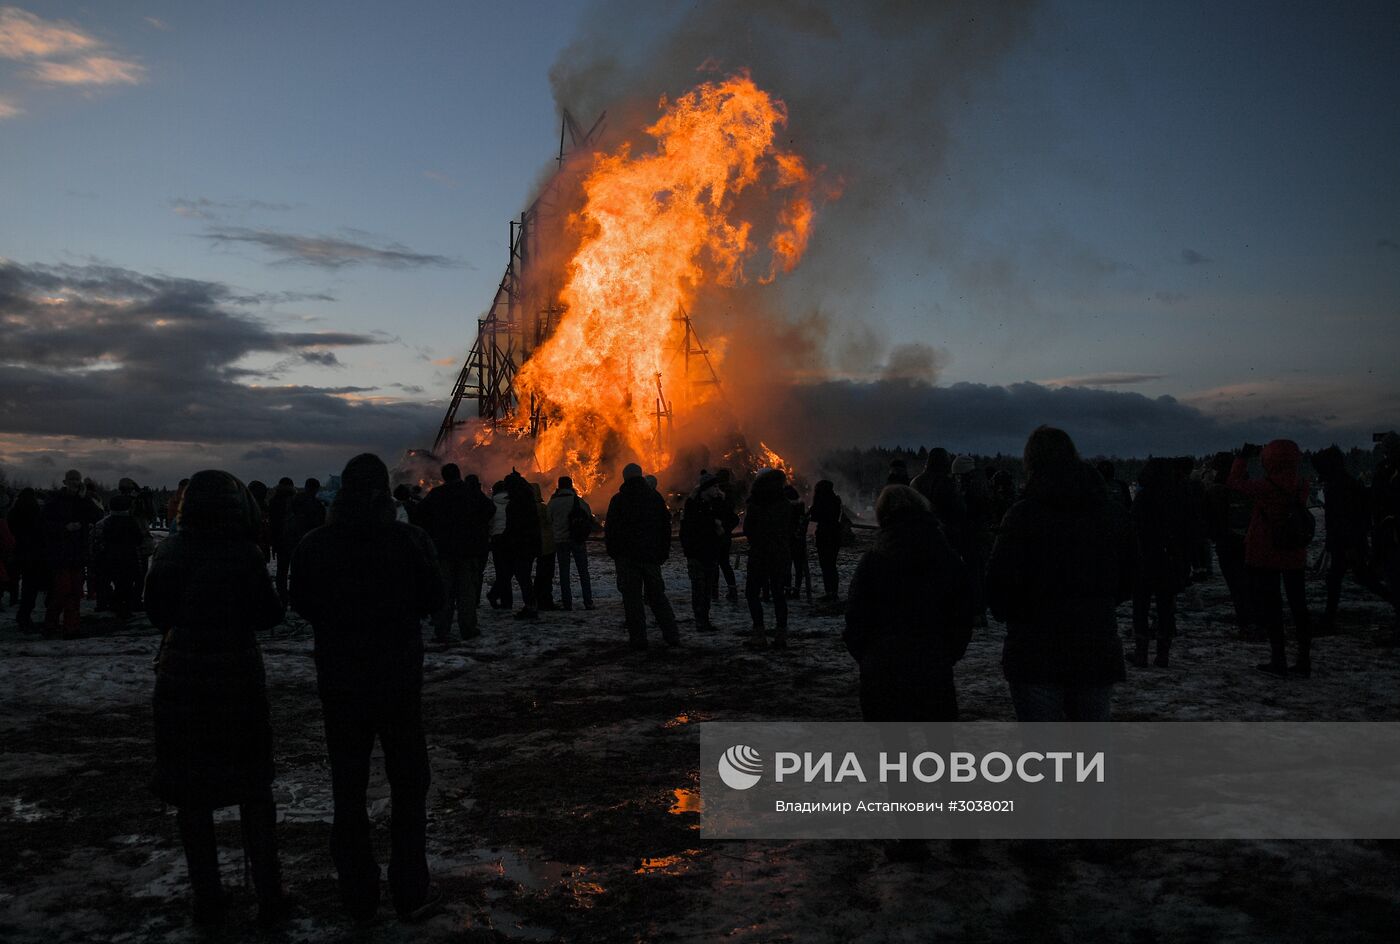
512, 73, 817, 492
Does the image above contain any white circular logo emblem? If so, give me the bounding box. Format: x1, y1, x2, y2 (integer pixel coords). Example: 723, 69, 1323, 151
718, 745, 763, 790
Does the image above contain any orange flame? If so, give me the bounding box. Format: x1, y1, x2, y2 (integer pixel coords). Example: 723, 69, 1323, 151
757, 440, 795, 477
514, 74, 816, 492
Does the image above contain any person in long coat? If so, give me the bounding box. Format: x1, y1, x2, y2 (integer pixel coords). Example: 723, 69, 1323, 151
986, 426, 1133, 721
146, 470, 287, 926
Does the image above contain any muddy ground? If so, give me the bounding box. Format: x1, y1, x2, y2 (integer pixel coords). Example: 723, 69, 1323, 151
2, 530, 1398, 943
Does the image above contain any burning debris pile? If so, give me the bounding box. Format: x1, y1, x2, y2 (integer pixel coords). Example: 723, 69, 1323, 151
436, 73, 824, 494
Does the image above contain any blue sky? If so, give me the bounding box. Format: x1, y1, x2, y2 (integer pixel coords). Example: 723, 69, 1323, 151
1, 1, 1396, 484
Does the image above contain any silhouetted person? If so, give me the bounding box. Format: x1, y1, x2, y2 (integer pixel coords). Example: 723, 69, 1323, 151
605, 463, 678, 649
1204, 452, 1256, 634
1228, 440, 1314, 677
1311, 445, 1384, 632
1373, 433, 1400, 645
886, 458, 911, 486
547, 475, 595, 611
100, 493, 148, 619
290, 453, 444, 923
953, 454, 992, 625
43, 469, 101, 638
532, 483, 557, 610
486, 480, 512, 609
7, 488, 46, 632
845, 484, 973, 720
416, 463, 495, 642
712, 468, 740, 601
743, 468, 792, 649
1130, 458, 1187, 668
986, 427, 1133, 720
784, 484, 809, 599
845, 484, 974, 864
246, 479, 272, 562
680, 475, 726, 632
1097, 460, 1131, 510
911, 448, 969, 554
808, 480, 844, 602
267, 477, 296, 603
145, 470, 287, 927
167, 478, 190, 535
501, 471, 542, 619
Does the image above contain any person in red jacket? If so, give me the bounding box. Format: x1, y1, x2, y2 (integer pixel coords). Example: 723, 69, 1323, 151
1228, 439, 1314, 677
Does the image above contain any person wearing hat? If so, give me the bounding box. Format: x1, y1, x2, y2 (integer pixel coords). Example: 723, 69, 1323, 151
547, 475, 596, 612
290, 453, 445, 923
604, 462, 679, 649
41, 469, 101, 638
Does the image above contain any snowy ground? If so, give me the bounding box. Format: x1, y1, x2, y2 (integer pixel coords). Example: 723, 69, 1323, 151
1, 530, 1398, 943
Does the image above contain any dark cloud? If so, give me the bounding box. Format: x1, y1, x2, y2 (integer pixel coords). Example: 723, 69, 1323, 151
1378, 237, 1398, 251
1042, 372, 1168, 387
202, 227, 457, 270
298, 350, 342, 367
0, 260, 439, 450
767, 379, 1361, 460
1180, 248, 1211, 265
241, 446, 286, 462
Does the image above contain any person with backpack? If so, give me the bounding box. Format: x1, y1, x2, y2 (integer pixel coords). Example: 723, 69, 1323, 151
1228, 440, 1315, 677
547, 476, 595, 611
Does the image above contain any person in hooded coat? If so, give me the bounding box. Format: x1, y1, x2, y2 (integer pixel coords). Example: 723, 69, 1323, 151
145, 470, 288, 926
808, 480, 844, 602
605, 462, 679, 648
742, 468, 792, 648
1228, 440, 1314, 677
290, 453, 444, 923
986, 426, 1133, 721
844, 484, 973, 721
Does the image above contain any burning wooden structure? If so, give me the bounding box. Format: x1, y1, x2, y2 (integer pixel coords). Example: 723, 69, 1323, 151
433, 75, 816, 491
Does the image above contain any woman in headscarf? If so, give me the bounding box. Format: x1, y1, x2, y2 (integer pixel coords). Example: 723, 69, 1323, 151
145, 470, 288, 926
